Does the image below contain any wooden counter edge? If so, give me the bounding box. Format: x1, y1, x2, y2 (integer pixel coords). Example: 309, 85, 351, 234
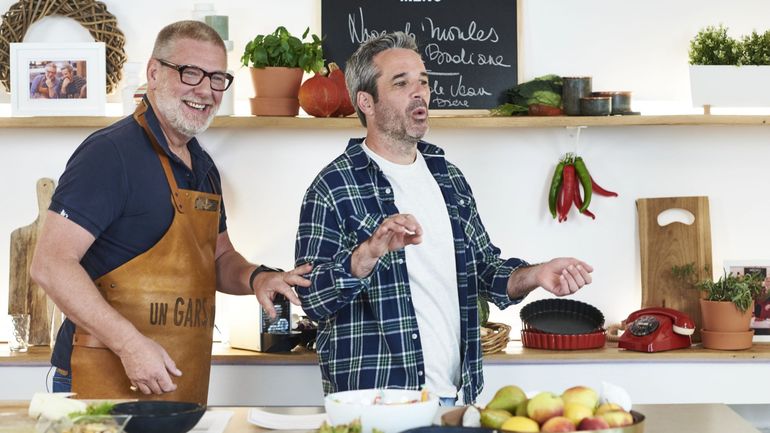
3, 342, 770, 366
483, 341, 770, 363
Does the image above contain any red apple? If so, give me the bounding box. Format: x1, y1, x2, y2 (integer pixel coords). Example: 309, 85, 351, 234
600, 410, 634, 428
541, 416, 577, 432
527, 392, 564, 424
577, 416, 610, 431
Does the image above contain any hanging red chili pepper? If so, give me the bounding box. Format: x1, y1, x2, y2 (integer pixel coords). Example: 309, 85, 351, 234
558, 180, 569, 222
590, 175, 618, 197
560, 164, 576, 223
546, 153, 617, 222
573, 181, 596, 220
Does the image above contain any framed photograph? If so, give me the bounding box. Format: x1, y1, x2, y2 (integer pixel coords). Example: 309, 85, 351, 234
10, 42, 106, 116
723, 260, 770, 341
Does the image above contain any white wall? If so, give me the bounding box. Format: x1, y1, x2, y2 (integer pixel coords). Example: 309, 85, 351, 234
2, 2, 770, 344
4, 0, 770, 105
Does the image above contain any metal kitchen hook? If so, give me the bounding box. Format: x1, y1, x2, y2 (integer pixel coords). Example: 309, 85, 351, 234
567, 125, 587, 155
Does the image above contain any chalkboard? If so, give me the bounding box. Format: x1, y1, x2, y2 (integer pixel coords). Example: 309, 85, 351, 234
321, 0, 517, 110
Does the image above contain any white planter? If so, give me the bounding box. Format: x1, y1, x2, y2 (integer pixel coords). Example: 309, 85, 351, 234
689, 65, 770, 107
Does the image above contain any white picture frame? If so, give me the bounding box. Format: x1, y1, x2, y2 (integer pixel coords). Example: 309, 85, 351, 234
10, 42, 106, 116
723, 260, 770, 342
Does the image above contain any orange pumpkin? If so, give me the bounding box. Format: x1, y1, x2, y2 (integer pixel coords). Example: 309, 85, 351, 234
328, 63, 355, 117
299, 70, 340, 117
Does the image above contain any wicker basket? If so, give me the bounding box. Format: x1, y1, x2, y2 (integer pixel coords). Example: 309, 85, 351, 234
606, 322, 624, 342
0, 0, 127, 93
481, 322, 511, 355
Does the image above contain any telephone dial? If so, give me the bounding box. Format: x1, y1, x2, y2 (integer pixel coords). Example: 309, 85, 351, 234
618, 307, 695, 352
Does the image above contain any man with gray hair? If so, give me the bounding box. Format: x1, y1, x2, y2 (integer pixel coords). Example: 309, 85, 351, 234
295, 32, 593, 405
32, 20, 311, 403
30, 62, 59, 98
55, 63, 88, 99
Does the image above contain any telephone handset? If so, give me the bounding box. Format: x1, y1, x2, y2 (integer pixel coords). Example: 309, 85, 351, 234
618, 307, 695, 352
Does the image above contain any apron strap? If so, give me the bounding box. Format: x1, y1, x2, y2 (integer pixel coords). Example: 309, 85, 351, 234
73, 330, 108, 348
133, 100, 186, 213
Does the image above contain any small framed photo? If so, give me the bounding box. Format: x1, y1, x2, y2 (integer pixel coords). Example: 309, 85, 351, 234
10, 42, 106, 116
723, 260, 770, 341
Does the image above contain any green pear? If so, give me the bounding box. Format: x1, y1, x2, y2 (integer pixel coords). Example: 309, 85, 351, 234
480, 408, 513, 429
485, 385, 527, 413
515, 398, 529, 417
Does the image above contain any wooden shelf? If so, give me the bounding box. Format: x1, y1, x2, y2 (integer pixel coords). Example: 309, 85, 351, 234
2, 114, 770, 129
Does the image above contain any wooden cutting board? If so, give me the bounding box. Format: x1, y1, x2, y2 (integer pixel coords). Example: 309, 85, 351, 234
637, 196, 712, 341
8, 178, 60, 346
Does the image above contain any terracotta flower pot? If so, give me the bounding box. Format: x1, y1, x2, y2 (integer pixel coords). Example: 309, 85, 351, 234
699, 299, 753, 332
248, 67, 304, 116
699, 299, 754, 350
248, 97, 300, 117
249, 67, 303, 98
700, 329, 753, 350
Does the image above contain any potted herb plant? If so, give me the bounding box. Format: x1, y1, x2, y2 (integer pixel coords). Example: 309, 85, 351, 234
696, 272, 765, 350
688, 24, 770, 110
241, 26, 324, 116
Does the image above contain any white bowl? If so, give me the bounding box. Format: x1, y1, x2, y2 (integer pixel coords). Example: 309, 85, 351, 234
324, 389, 439, 433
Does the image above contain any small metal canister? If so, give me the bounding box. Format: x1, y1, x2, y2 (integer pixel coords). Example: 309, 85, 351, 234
592, 91, 632, 114
562, 76, 592, 115
580, 96, 612, 116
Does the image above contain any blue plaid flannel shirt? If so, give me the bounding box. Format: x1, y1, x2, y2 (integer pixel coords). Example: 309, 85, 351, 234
295, 138, 528, 403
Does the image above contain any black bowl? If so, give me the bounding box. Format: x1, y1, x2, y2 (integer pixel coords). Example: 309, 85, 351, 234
111, 401, 206, 433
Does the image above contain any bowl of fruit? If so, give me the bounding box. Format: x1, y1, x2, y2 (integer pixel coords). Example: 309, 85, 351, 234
324, 388, 438, 433
441, 384, 644, 433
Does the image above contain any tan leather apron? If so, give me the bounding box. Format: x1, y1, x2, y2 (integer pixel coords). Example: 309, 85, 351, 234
71, 101, 221, 404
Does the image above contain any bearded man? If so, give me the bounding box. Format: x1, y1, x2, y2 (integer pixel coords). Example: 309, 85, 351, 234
31, 20, 311, 404
295, 32, 592, 406
55, 63, 88, 99
30, 62, 59, 98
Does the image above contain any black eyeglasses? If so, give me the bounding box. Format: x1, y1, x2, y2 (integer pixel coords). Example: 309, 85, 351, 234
156, 58, 233, 91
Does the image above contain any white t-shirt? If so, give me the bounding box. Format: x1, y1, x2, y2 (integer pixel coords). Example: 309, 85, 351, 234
362, 142, 461, 399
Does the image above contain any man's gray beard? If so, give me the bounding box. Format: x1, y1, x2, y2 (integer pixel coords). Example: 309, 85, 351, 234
377, 112, 425, 145
377, 117, 426, 150
154, 88, 217, 137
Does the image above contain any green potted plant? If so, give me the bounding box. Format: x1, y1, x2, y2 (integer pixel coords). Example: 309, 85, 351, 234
740, 30, 770, 65
688, 24, 770, 111
688, 24, 742, 66
696, 272, 765, 350
241, 26, 324, 116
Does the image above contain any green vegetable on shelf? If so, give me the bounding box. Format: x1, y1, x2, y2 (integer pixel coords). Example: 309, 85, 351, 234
489, 103, 528, 116
491, 74, 563, 116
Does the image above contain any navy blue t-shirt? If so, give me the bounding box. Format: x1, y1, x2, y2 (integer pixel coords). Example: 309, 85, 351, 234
50, 101, 227, 370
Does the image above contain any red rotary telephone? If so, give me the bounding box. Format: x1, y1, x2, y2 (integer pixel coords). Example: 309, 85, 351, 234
618, 307, 695, 352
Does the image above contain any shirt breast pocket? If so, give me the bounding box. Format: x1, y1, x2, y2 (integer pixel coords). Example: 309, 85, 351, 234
343, 213, 384, 245
344, 213, 400, 271
455, 192, 478, 244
